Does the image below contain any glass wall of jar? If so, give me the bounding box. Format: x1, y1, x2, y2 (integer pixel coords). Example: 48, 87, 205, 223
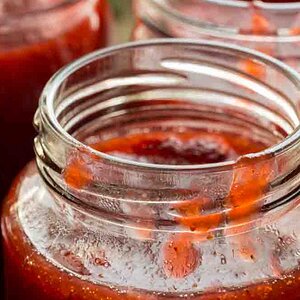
2, 39, 300, 300
133, 1, 300, 72
0, 0, 111, 200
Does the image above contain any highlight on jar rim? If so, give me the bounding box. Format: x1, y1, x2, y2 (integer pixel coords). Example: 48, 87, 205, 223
40, 38, 300, 170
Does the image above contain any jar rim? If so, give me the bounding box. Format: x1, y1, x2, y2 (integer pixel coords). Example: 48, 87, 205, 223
146, 0, 300, 41
40, 38, 300, 172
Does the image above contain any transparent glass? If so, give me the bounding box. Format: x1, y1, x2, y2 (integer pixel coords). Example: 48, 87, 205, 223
2, 40, 300, 299
0, 0, 110, 200
133, 0, 300, 70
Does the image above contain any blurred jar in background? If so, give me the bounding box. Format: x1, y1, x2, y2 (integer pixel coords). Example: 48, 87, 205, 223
0, 0, 110, 199
133, 0, 300, 73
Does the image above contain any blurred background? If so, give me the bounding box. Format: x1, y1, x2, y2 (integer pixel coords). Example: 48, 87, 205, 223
110, 0, 134, 43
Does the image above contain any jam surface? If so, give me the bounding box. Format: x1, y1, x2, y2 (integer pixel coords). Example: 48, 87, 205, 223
0, 0, 110, 199
87, 131, 261, 164
2, 128, 300, 299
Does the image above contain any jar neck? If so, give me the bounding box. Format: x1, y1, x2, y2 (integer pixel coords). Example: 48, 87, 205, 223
34, 40, 300, 238
135, 0, 300, 42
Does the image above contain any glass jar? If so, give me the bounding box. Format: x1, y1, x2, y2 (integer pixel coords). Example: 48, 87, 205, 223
0, 0, 110, 200
2, 39, 300, 299
133, 0, 300, 70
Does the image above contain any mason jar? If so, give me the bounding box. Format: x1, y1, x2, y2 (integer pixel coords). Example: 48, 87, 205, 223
2, 40, 300, 299
0, 0, 111, 200
133, 0, 300, 71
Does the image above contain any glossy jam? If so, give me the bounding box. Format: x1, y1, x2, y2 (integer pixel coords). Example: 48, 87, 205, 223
87, 131, 266, 164
2, 128, 300, 299
0, 0, 110, 199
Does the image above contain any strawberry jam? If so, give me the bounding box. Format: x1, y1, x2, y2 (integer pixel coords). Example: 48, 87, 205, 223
2, 128, 300, 299
0, 0, 110, 199
2, 40, 300, 300
88, 132, 248, 164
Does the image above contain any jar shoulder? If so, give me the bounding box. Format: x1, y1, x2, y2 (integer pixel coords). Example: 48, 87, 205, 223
2, 161, 300, 297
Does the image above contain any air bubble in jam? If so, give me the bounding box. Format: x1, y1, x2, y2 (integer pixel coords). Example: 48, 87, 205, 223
54, 250, 91, 276
92, 254, 111, 268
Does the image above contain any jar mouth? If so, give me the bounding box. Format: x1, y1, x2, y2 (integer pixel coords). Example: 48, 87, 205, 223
40, 39, 300, 172
0, 0, 82, 20
149, 0, 300, 41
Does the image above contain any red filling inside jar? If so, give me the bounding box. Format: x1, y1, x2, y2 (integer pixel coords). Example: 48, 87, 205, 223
2, 122, 300, 299
87, 131, 257, 165
0, 0, 110, 199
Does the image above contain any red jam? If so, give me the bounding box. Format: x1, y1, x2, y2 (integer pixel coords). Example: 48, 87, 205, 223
86, 131, 264, 164
2, 127, 300, 299
0, 0, 110, 199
